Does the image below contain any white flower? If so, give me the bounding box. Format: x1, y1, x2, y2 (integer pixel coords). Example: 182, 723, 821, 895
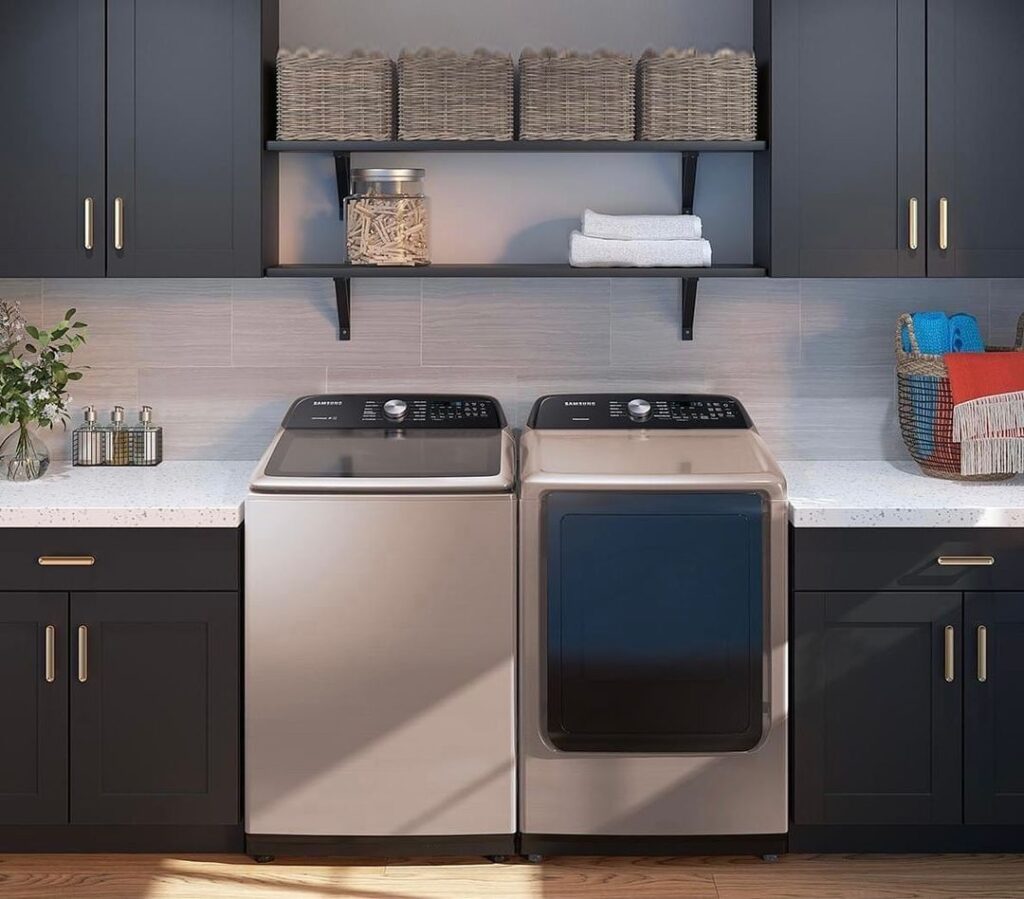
41, 403, 59, 420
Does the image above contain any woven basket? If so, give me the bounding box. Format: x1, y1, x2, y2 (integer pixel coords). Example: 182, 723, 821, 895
519, 49, 635, 141
896, 313, 1024, 481
638, 48, 757, 141
276, 49, 395, 141
398, 49, 514, 140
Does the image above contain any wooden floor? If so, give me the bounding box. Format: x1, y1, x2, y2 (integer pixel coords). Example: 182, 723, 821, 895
0, 854, 1023, 899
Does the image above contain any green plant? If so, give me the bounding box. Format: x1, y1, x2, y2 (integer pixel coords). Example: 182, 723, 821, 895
0, 300, 88, 432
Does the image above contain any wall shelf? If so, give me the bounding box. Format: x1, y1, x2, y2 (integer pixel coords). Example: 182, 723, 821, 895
265, 264, 766, 343
267, 139, 767, 153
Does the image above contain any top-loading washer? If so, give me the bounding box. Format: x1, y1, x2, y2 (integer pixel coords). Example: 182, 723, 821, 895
245, 394, 516, 860
518, 393, 788, 858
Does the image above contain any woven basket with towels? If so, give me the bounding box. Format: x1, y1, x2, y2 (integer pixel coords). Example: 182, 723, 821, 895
896, 312, 1024, 480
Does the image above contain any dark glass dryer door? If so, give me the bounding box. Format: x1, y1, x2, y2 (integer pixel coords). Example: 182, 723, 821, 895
545, 491, 766, 752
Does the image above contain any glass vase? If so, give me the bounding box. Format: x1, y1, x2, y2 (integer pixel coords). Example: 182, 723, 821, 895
0, 424, 50, 481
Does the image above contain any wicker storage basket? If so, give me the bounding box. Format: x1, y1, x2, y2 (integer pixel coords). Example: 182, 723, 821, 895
519, 49, 635, 141
638, 48, 757, 141
398, 49, 514, 141
896, 313, 1024, 481
276, 49, 395, 141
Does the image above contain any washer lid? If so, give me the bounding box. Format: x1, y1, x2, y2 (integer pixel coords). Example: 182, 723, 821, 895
250, 394, 514, 493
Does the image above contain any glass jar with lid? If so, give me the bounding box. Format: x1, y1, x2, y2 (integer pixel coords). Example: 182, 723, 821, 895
345, 168, 429, 266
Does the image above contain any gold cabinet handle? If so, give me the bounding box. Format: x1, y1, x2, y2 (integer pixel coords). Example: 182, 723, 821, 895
113, 196, 125, 251
83, 197, 94, 251
938, 196, 949, 251
77, 626, 88, 683
937, 555, 995, 567
45, 625, 56, 684
908, 197, 919, 250
977, 625, 988, 683
944, 625, 955, 683
38, 555, 95, 567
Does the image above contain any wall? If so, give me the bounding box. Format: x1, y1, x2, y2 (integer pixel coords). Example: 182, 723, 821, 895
1, 276, 1021, 462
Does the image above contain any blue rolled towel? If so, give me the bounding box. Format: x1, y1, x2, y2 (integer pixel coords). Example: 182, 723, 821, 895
949, 312, 984, 353
901, 311, 950, 354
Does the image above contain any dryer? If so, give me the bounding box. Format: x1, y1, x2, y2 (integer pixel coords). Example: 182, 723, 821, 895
518, 394, 788, 857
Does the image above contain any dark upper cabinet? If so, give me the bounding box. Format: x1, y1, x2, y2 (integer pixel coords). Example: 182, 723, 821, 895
105, 0, 267, 277
0, 0, 273, 279
70, 592, 240, 825
965, 592, 1024, 825
0, 1, 105, 278
0, 593, 69, 825
927, 0, 1024, 277
771, 0, 1024, 278
793, 591, 963, 825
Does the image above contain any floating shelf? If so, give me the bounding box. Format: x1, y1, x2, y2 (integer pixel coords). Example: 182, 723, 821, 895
266, 265, 766, 342
267, 139, 767, 153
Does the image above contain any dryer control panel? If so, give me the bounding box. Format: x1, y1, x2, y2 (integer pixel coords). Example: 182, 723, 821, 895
528, 394, 753, 430
282, 394, 505, 430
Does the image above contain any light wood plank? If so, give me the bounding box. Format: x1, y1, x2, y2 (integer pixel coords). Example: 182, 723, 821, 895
0, 854, 1023, 899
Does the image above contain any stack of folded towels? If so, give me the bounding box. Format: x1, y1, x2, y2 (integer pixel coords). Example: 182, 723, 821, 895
569, 209, 712, 268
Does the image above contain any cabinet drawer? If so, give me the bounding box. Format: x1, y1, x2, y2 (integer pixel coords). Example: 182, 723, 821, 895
0, 528, 239, 592
793, 528, 1024, 592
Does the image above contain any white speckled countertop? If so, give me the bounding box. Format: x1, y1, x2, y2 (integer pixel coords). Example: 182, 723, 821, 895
783, 461, 1024, 528
0, 461, 254, 528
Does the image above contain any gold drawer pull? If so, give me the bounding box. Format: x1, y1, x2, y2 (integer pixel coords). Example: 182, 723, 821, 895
45, 625, 56, 684
937, 555, 995, 567
977, 625, 988, 683
113, 196, 125, 251
908, 197, 919, 250
83, 197, 95, 251
938, 196, 950, 251
38, 555, 95, 567
944, 625, 955, 683
78, 626, 88, 683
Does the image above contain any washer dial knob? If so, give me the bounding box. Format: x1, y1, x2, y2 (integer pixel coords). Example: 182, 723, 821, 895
383, 399, 408, 421
627, 398, 652, 421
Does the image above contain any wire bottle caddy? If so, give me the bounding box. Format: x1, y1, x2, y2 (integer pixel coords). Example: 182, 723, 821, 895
72, 405, 163, 467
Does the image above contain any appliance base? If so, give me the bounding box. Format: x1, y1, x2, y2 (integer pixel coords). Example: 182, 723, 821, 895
519, 833, 787, 857
790, 825, 1024, 853
0, 824, 242, 853
245, 833, 517, 859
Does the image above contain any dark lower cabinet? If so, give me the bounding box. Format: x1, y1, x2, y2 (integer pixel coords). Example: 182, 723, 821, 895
965, 593, 1024, 825
793, 591, 962, 825
70, 593, 240, 825
0, 594, 69, 825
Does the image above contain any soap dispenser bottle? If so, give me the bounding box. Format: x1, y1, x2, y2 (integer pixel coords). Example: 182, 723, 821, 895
130, 405, 163, 466
73, 405, 104, 466
105, 405, 129, 465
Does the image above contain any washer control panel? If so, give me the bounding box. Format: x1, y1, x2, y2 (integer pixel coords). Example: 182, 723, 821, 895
282, 394, 505, 430
529, 394, 753, 430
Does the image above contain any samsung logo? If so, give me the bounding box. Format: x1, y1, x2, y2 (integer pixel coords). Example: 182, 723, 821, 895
563, 401, 597, 407
312, 400, 344, 406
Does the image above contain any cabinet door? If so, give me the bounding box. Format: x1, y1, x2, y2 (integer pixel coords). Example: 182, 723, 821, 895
0, 1, 105, 277
965, 592, 1024, 824
793, 592, 962, 825
0, 593, 68, 824
771, 0, 926, 276
71, 592, 239, 825
105, 0, 264, 276
927, 0, 1024, 276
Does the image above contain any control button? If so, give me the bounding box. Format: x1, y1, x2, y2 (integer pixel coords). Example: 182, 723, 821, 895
627, 398, 652, 422
383, 399, 408, 421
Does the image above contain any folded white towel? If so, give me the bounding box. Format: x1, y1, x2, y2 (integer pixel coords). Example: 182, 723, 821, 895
569, 231, 712, 268
582, 209, 703, 241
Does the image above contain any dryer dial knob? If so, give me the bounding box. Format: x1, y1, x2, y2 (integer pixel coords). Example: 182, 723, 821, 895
627, 398, 652, 421
383, 399, 408, 421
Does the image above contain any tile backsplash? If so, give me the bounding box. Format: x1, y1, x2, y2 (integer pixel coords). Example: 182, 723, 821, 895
1, 277, 1021, 462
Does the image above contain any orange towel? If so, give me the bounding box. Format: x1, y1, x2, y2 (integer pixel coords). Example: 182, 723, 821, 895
943, 352, 1024, 405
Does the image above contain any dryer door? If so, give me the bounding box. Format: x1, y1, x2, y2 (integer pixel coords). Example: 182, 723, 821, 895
544, 491, 766, 753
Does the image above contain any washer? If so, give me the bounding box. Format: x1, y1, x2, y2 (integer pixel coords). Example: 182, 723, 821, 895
245, 394, 516, 859
518, 393, 788, 857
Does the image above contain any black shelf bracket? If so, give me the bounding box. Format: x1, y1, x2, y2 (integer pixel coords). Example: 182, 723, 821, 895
681, 278, 699, 341
334, 152, 351, 221
333, 278, 351, 340
681, 152, 699, 216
